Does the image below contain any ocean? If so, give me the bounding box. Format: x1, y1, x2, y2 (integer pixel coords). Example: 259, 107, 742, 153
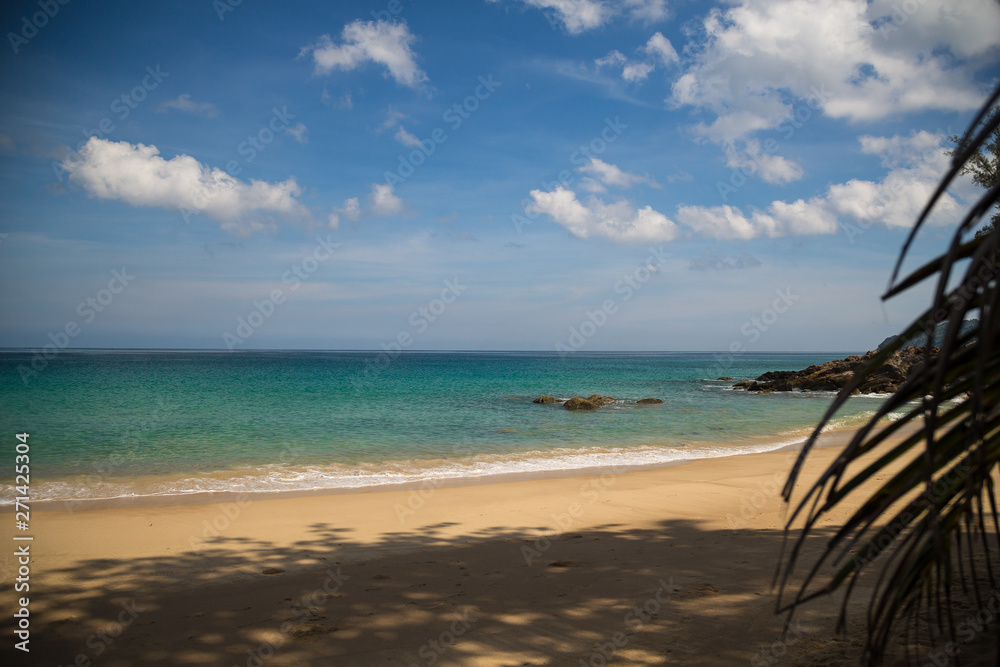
0, 350, 895, 504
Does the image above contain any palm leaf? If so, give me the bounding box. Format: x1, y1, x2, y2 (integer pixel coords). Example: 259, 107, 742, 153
776, 84, 1000, 664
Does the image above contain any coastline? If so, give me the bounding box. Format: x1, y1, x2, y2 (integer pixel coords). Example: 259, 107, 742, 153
4, 421, 935, 665
6, 416, 902, 512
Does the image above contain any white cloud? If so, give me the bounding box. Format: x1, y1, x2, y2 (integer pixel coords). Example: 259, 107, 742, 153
370, 183, 405, 217
578, 158, 658, 190
677, 131, 963, 240
528, 186, 678, 243
643, 32, 678, 66
394, 126, 422, 148
342, 197, 361, 221
624, 0, 668, 23
328, 196, 361, 228
301, 20, 427, 88
671, 0, 998, 143
725, 140, 803, 184
286, 123, 309, 144
381, 108, 407, 130
595, 31, 678, 84
490, 0, 667, 34
595, 50, 627, 67
677, 198, 838, 239
828, 132, 961, 228
61, 137, 311, 236
676, 204, 762, 240
545, 131, 965, 243
622, 61, 654, 83
156, 94, 218, 118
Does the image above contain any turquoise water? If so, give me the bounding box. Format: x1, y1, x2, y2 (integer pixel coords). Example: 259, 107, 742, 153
0, 350, 893, 502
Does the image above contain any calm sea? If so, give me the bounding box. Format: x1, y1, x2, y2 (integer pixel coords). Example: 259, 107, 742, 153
0, 350, 894, 503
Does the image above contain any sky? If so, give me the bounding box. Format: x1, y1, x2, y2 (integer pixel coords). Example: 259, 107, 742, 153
0, 0, 998, 353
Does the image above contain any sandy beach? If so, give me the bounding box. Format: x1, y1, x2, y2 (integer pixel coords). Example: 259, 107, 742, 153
3, 427, 991, 666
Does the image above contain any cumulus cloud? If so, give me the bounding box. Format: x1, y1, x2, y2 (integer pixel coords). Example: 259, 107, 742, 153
61, 137, 310, 235
534, 132, 966, 243
578, 158, 658, 192
678, 131, 962, 240
677, 199, 839, 239
528, 186, 679, 243
670, 0, 998, 143
301, 20, 427, 88
828, 132, 961, 229
725, 140, 803, 185
156, 94, 218, 117
644, 31, 678, 66
369, 183, 405, 217
596, 32, 678, 84
489, 0, 667, 34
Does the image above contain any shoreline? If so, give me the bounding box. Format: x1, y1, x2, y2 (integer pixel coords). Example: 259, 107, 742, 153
4, 418, 901, 512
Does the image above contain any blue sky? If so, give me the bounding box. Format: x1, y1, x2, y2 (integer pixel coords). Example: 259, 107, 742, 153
0, 0, 998, 352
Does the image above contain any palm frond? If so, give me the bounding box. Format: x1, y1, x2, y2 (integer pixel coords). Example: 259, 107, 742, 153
776, 84, 1000, 664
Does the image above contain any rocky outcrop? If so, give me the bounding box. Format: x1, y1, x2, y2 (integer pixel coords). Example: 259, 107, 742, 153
716, 377, 733, 381
733, 346, 936, 395
563, 397, 598, 410
636, 398, 663, 404
533, 395, 556, 404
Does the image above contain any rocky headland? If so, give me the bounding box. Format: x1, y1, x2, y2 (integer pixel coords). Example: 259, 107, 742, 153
732, 346, 937, 394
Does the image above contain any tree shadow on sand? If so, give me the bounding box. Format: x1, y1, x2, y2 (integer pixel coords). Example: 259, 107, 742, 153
7, 513, 997, 667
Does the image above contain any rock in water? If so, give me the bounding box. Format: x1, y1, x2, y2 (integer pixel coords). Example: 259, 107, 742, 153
533, 395, 556, 404
636, 398, 663, 404
564, 397, 597, 410
586, 394, 615, 406
732, 346, 937, 395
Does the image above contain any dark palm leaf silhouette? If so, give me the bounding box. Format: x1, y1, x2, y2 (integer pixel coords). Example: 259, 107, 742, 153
777, 84, 1000, 663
